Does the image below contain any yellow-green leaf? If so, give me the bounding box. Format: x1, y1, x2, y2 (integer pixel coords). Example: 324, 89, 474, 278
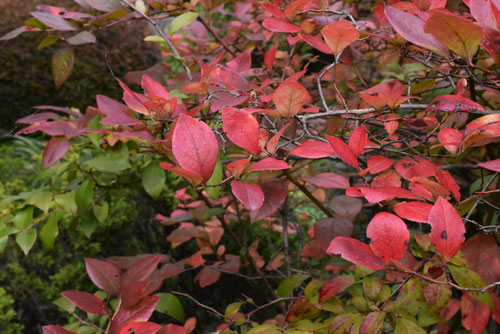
169, 12, 199, 36
52, 47, 74, 88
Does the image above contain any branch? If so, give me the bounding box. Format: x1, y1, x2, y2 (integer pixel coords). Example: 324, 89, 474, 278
120, 0, 193, 82
171, 291, 224, 318
245, 297, 296, 321
197, 16, 237, 57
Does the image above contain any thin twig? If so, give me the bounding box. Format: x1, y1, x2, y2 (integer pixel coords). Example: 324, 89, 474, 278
171, 291, 224, 318
197, 16, 237, 57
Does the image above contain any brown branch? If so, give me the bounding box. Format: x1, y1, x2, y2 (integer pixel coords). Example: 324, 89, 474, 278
171, 291, 224, 318
282, 170, 334, 217
197, 16, 237, 57
246, 297, 296, 321
18, 209, 57, 233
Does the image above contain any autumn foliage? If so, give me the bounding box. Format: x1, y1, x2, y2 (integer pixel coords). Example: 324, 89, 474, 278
3, 0, 500, 333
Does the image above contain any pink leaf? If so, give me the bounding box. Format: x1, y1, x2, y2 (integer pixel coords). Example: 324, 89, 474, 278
428, 197, 465, 263
327, 237, 386, 270
194, 266, 221, 287
43, 137, 70, 167
438, 128, 463, 154
231, 180, 264, 211
222, 108, 261, 155
261, 2, 287, 20
159, 163, 203, 185
42, 326, 75, 334
272, 81, 310, 118
246, 157, 291, 172
303, 173, 350, 189
364, 156, 394, 175
348, 125, 367, 158
434, 169, 461, 202
118, 322, 162, 334
30, 12, 78, 31
85, 258, 121, 296
393, 201, 433, 223
96, 95, 139, 126
478, 158, 500, 172
61, 291, 108, 315
289, 140, 335, 158
321, 20, 359, 56
326, 135, 360, 170
250, 180, 288, 222
394, 156, 437, 181
262, 17, 301, 33
385, 6, 449, 57
366, 212, 410, 265
17, 112, 60, 124
173, 114, 218, 183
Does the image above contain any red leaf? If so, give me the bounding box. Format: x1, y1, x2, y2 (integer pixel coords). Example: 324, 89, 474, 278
261, 2, 287, 20
438, 128, 463, 154
142, 74, 169, 100
262, 17, 301, 33
428, 95, 484, 113
231, 180, 264, 211
393, 201, 433, 223
272, 81, 310, 118
30, 12, 78, 31
110, 295, 160, 333
321, 20, 359, 56
118, 322, 162, 334
194, 266, 221, 287
222, 108, 261, 155
122, 254, 163, 286
366, 212, 410, 265
348, 125, 367, 159
461, 234, 500, 285
226, 158, 251, 179
478, 159, 500, 172
42, 326, 75, 334
289, 140, 335, 158
328, 195, 363, 220
246, 157, 291, 172
264, 44, 277, 70
327, 237, 386, 270
326, 135, 360, 170
428, 197, 465, 263
461, 293, 491, 334
358, 186, 418, 203
424, 11, 484, 62
364, 156, 394, 175
61, 291, 108, 315
319, 276, 355, 302
43, 137, 70, 167
284, 0, 310, 20
298, 33, 332, 54
85, 258, 121, 296
303, 173, 350, 189
266, 124, 289, 156
158, 324, 188, 334
159, 163, 203, 185
121, 281, 149, 309
434, 169, 460, 202
173, 114, 218, 183
394, 156, 437, 181
96, 95, 139, 126
250, 180, 288, 222
385, 6, 449, 56
440, 298, 460, 321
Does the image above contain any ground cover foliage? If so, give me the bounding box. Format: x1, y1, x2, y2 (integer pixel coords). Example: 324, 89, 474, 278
1, 0, 500, 333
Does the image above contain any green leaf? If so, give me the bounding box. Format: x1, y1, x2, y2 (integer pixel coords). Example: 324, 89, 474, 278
53, 296, 76, 314
448, 264, 492, 307
37, 35, 59, 50
277, 274, 309, 297
144, 35, 166, 43
40, 212, 58, 250
142, 161, 166, 200
205, 157, 222, 200
169, 12, 199, 36
395, 278, 426, 316
93, 201, 109, 223
83, 155, 131, 173
395, 318, 426, 334
156, 293, 185, 322
225, 302, 241, 318
0, 227, 19, 238
27, 190, 52, 212
363, 276, 383, 301
66, 31, 96, 45
13, 207, 34, 229
76, 180, 94, 212
248, 324, 281, 334
16, 229, 37, 255
80, 219, 98, 238
52, 46, 74, 88
55, 191, 77, 215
